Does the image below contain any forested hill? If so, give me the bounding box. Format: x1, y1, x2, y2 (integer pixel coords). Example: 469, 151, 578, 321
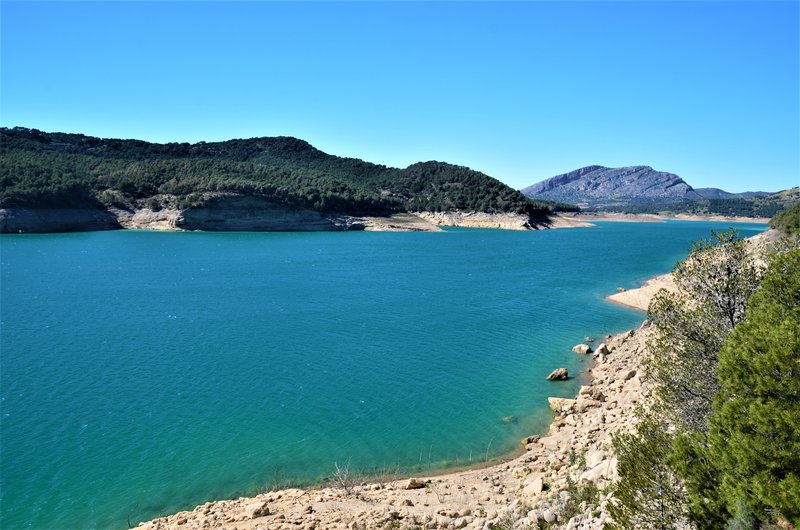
0, 127, 572, 216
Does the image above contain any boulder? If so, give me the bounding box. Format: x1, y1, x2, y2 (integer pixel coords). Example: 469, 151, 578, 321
548, 397, 576, 413
405, 478, 427, 490
547, 368, 569, 381
584, 449, 605, 469
245, 501, 270, 519
594, 343, 610, 356
520, 435, 540, 446
523, 476, 544, 496
572, 344, 592, 354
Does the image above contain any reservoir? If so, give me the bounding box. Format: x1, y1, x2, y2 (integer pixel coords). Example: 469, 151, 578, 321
0, 220, 764, 528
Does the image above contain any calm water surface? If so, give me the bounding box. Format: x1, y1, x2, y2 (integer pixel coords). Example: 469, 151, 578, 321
0, 221, 764, 528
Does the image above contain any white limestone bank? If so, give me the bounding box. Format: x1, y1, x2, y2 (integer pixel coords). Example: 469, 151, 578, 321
1, 194, 584, 233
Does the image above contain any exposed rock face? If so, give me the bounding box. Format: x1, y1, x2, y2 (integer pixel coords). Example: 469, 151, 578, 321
176, 195, 350, 231
522, 165, 703, 207
415, 211, 540, 230
0, 208, 120, 233
113, 208, 182, 231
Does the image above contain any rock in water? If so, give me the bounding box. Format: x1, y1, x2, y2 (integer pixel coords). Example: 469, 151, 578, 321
547, 368, 569, 381
572, 344, 592, 354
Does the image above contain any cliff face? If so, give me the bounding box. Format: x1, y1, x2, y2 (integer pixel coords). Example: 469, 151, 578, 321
522, 165, 702, 207
415, 211, 541, 230
175, 195, 354, 231
0, 208, 120, 233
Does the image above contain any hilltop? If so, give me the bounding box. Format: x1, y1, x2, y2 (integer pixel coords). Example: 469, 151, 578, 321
0, 127, 575, 233
522, 165, 792, 218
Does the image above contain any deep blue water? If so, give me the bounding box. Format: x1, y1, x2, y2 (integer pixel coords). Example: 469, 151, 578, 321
0, 221, 764, 529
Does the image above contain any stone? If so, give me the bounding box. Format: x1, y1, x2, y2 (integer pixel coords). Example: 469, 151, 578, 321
624, 369, 637, 381
574, 397, 601, 413
547, 368, 569, 381
581, 459, 613, 482
500, 415, 518, 424
584, 449, 605, 469
572, 344, 592, 355
520, 435, 540, 446
405, 478, 426, 490
594, 343, 610, 356
523, 476, 544, 496
245, 501, 271, 519
547, 397, 576, 413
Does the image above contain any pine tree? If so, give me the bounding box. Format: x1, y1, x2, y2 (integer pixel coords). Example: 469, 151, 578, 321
709, 248, 800, 526
607, 413, 689, 530
646, 229, 762, 433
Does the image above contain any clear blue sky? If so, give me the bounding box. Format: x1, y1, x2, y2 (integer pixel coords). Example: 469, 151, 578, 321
1, 1, 798, 192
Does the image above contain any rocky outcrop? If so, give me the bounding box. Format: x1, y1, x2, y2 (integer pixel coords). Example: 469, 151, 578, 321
0, 207, 120, 233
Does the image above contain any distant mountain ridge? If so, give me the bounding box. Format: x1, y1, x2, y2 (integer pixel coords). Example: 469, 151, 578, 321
522, 165, 774, 209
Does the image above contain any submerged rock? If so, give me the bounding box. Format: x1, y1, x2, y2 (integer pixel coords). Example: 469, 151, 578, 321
572, 344, 592, 355
546, 368, 569, 381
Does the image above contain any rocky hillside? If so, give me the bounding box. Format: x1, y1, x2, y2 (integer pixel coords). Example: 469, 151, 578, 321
521, 165, 702, 208
522, 165, 789, 216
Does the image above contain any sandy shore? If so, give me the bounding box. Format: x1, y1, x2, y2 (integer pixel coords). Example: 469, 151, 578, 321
606, 273, 676, 312
139, 326, 656, 529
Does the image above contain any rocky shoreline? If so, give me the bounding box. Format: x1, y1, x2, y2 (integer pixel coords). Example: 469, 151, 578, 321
0, 203, 552, 234
138, 316, 656, 529
1, 195, 770, 234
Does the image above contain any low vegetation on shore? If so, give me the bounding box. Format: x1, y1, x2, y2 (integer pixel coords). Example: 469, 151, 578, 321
608, 225, 799, 529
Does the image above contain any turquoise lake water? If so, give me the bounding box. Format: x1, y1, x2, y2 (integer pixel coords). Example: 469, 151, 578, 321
0, 221, 764, 529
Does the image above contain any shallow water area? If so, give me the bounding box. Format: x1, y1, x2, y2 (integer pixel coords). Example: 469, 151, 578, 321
0, 221, 764, 528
